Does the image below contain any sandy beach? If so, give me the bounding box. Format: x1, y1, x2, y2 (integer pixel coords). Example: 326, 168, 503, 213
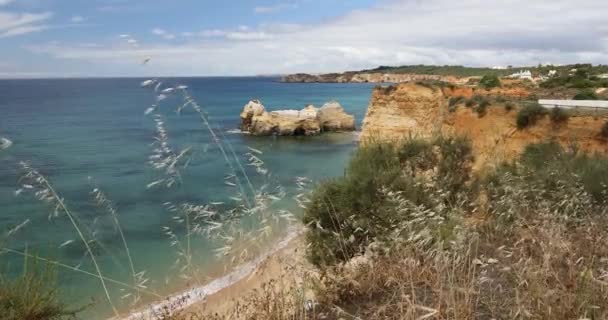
120, 230, 309, 320
185, 235, 309, 318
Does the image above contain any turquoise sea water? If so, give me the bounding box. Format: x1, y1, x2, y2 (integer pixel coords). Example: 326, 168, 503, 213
0, 77, 374, 318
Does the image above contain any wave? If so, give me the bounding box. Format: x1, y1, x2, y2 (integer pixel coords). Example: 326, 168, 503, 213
0, 137, 13, 150
121, 227, 301, 320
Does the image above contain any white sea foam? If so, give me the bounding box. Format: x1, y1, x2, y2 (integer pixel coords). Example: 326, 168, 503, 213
120, 227, 301, 320
225, 128, 243, 134
0, 137, 13, 150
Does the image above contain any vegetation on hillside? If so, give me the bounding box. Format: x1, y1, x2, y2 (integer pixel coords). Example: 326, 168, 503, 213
602, 122, 608, 138
297, 138, 608, 320
0, 262, 80, 320
516, 103, 547, 129
303, 137, 473, 267
364, 65, 514, 77
541, 64, 608, 89
573, 89, 599, 100
478, 74, 501, 89
360, 63, 608, 79
549, 107, 569, 124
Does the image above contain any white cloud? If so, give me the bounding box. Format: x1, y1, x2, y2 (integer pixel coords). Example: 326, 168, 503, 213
70, 15, 85, 23
200, 29, 226, 37
25, 0, 608, 76
0, 0, 14, 6
151, 27, 175, 40
254, 3, 298, 14
225, 31, 273, 41
0, 11, 52, 38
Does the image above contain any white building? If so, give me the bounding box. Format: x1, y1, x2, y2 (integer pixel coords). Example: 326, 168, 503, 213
509, 70, 533, 80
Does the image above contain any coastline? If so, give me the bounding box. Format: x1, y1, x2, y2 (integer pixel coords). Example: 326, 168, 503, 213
119, 227, 304, 320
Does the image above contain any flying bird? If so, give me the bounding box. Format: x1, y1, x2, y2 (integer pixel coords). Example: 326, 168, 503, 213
142, 57, 151, 65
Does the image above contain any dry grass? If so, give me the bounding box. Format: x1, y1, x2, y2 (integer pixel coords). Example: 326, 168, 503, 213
299, 138, 608, 320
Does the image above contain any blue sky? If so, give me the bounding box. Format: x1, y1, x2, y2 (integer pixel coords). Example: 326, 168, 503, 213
1, 0, 607, 78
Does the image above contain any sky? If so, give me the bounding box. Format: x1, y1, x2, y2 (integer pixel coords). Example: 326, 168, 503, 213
0, 0, 607, 78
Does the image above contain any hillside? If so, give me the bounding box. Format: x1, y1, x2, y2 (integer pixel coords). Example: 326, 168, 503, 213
283, 63, 608, 84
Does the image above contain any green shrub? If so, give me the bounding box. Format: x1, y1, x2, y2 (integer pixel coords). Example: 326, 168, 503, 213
570, 78, 594, 88
465, 99, 476, 107
518, 141, 608, 202
475, 100, 490, 117
549, 107, 569, 124
573, 89, 598, 100
0, 262, 79, 320
505, 102, 515, 112
516, 103, 547, 129
303, 137, 473, 267
448, 96, 465, 107
520, 141, 564, 169
479, 74, 501, 89
601, 122, 608, 138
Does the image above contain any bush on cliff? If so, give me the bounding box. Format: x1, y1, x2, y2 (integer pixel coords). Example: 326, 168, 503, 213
516, 103, 547, 129
573, 89, 598, 100
502, 141, 608, 203
303, 137, 608, 320
602, 122, 608, 138
0, 261, 80, 320
474, 100, 490, 117
448, 96, 465, 112
549, 107, 569, 124
303, 137, 473, 268
479, 74, 501, 89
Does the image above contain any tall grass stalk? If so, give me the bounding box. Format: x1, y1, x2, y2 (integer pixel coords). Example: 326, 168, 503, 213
91, 183, 144, 305
2, 248, 162, 299
18, 162, 119, 317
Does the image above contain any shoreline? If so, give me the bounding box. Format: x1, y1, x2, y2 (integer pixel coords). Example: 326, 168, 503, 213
118, 227, 303, 320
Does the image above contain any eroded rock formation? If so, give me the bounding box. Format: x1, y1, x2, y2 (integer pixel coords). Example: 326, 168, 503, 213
240, 100, 355, 136
360, 83, 445, 141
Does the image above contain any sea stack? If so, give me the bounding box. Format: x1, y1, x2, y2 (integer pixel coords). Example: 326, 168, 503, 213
239, 100, 355, 136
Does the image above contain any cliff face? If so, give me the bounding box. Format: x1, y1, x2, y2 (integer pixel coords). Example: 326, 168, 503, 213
360, 83, 445, 142
283, 72, 458, 84
361, 83, 608, 168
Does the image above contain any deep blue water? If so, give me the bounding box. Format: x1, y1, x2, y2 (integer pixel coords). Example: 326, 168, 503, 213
0, 77, 374, 318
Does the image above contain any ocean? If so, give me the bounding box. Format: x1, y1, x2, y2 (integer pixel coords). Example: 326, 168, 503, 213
0, 77, 375, 318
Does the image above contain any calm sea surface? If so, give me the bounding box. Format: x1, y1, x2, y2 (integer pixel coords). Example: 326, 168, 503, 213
0, 77, 374, 318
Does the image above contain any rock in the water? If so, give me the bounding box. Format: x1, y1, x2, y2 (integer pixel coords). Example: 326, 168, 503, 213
239, 100, 355, 136
318, 101, 356, 131
240, 100, 267, 132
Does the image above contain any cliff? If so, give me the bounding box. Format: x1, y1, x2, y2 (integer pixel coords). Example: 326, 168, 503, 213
361, 83, 608, 168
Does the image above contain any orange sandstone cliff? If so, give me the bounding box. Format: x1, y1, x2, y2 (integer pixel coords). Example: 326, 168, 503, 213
361, 83, 608, 168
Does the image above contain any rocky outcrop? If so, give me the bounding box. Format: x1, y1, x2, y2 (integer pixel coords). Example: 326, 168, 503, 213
318, 102, 356, 131
240, 100, 355, 136
282, 72, 458, 84
360, 83, 445, 142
